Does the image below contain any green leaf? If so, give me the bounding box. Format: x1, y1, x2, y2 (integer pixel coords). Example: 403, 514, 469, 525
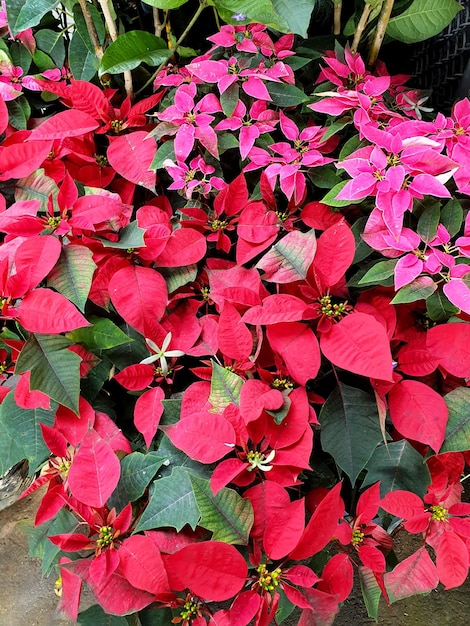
319, 383, 383, 485
35, 29, 66, 67
283, 55, 312, 70
357, 259, 398, 286
33, 50, 56, 72
267, 388, 292, 425
138, 607, 174, 626
390, 276, 437, 304
104, 326, 149, 368
149, 140, 176, 171
417, 201, 440, 242
15, 169, 58, 212
155, 433, 210, 479
209, 361, 244, 413
141, 0, 188, 8
272, 0, 316, 37
81, 357, 112, 403
15, 334, 81, 414
161, 264, 198, 293
47, 245, 96, 312
32, 49, 55, 72
441, 198, 464, 237
339, 135, 369, 161
69, 317, 133, 352
134, 467, 200, 532
322, 118, 352, 142
266, 82, 309, 107
321, 180, 363, 207
218, 132, 239, 154
99, 221, 146, 249
275, 588, 296, 624
189, 474, 253, 545
220, 82, 240, 118
139, 607, 174, 626
0, 392, 55, 475
0, 419, 24, 476
99, 31, 169, 76
307, 164, 340, 189
440, 387, 470, 453
359, 566, 382, 621
348, 263, 393, 289
69, 30, 99, 81
295, 45, 324, 60
5, 0, 60, 35
26, 508, 79, 576
78, 604, 129, 626
362, 440, 431, 497
351, 216, 373, 264
161, 398, 183, 426
7, 97, 31, 130
387, 0, 462, 44
426, 289, 459, 322
109, 452, 167, 510
256, 229, 317, 283
10, 41, 32, 73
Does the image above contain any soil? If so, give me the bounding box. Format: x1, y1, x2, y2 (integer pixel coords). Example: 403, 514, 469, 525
1, 493, 470, 626
0, 490, 80, 626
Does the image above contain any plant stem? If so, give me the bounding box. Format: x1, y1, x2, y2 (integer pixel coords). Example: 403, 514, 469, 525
136, 0, 208, 95
153, 7, 163, 37
367, 0, 395, 68
333, 0, 342, 36
97, 0, 134, 99
212, 6, 220, 31
169, 0, 207, 56
78, 0, 103, 60
351, 2, 372, 54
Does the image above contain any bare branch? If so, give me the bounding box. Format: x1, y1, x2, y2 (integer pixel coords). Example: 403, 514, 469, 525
367, 0, 395, 68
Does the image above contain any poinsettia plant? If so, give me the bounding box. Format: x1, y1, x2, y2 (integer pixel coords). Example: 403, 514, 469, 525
1, 0, 470, 624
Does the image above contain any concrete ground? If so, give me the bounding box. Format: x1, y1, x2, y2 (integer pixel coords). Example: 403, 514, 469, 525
0, 490, 77, 626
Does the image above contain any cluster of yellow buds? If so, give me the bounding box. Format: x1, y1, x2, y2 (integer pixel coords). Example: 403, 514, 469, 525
46, 215, 62, 228
94, 153, 109, 166
110, 119, 123, 133
351, 528, 365, 546
318, 294, 350, 320
256, 563, 282, 591
57, 458, 71, 479
210, 218, 227, 231
179, 599, 199, 621
171, 594, 203, 624
275, 209, 289, 222
272, 377, 293, 390
96, 525, 114, 548
200, 286, 211, 301
430, 504, 448, 522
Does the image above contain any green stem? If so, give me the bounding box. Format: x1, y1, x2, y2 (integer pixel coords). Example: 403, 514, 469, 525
212, 6, 220, 31
136, 0, 208, 95
367, 0, 395, 68
351, 2, 372, 54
